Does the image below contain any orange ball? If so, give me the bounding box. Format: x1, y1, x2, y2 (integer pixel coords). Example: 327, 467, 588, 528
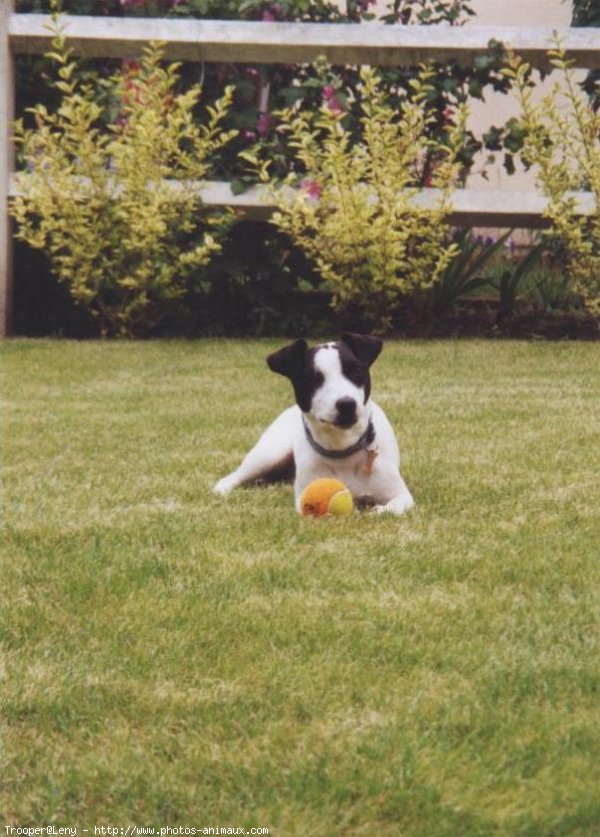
299, 478, 354, 518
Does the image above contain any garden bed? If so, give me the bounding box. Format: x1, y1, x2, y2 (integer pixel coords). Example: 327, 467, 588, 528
394, 296, 600, 340
286, 290, 600, 342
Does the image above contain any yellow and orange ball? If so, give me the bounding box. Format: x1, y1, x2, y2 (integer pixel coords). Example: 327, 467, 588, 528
299, 478, 354, 518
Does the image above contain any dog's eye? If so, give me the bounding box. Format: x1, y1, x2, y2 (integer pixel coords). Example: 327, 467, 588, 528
305, 368, 325, 391
344, 362, 365, 384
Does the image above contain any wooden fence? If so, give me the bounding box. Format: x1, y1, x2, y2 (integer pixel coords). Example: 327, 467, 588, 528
1, 3, 599, 336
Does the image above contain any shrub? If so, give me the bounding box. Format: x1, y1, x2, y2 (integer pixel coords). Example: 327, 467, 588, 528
249, 65, 467, 332
507, 43, 600, 318
10, 20, 236, 337
16, 0, 512, 188
12, 0, 518, 338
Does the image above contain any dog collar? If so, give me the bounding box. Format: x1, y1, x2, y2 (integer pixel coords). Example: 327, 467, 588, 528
302, 417, 376, 460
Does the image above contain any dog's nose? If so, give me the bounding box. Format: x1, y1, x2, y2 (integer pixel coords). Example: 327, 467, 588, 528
335, 397, 357, 425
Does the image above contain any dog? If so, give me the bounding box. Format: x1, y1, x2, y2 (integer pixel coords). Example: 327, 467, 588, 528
213, 333, 415, 515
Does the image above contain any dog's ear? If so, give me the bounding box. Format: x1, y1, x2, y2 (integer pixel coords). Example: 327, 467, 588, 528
267, 339, 308, 380
341, 333, 383, 367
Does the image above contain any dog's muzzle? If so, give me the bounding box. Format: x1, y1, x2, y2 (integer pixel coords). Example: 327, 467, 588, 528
334, 397, 357, 428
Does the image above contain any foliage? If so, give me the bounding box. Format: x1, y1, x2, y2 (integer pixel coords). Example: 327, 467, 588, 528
571, 0, 600, 23
15, 0, 514, 188
251, 65, 467, 332
179, 221, 329, 337
424, 231, 548, 323
506, 42, 600, 318
571, 0, 600, 111
12, 0, 521, 339
428, 229, 511, 318
10, 21, 236, 337
16, 0, 472, 20
378, 0, 475, 24
524, 246, 580, 311
493, 239, 547, 323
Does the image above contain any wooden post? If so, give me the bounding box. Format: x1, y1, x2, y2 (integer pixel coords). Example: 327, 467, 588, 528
0, 0, 15, 338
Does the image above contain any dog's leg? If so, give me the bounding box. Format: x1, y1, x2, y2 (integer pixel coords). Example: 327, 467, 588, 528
373, 478, 415, 516
213, 407, 298, 496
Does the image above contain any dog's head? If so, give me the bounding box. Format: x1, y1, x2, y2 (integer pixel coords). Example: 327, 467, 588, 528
267, 333, 383, 430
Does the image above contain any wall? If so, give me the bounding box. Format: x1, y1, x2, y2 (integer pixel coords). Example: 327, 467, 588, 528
467, 0, 573, 192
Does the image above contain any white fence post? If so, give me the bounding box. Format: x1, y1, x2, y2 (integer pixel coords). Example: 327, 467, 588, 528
1, 0, 15, 338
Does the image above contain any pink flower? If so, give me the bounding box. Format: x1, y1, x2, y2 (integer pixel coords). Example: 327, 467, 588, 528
327, 96, 344, 115
300, 179, 322, 201
120, 0, 146, 7
262, 3, 284, 21
322, 85, 344, 114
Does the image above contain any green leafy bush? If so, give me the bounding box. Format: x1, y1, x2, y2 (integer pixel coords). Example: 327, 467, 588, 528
507, 43, 600, 318
10, 22, 236, 337
251, 66, 467, 331
12, 0, 522, 338
16, 0, 513, 188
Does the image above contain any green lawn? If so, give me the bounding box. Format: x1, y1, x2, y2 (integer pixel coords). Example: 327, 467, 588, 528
2, 338, 599, 836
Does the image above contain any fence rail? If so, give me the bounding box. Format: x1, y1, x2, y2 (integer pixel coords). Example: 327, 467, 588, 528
9, 15, 600, 68
2, 6, 600, 336
8, 175, 596, 229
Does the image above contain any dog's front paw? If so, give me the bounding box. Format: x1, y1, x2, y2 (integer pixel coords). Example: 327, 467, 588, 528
213, 475, 237, 496
372, 493, 415, 516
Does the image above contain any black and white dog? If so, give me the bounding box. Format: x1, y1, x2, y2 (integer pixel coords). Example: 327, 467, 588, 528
213, 333, 414, 515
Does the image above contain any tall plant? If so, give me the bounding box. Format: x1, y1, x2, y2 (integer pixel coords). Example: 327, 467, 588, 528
247, 66, 467, 331
506, 43, 600, 317
10, 20, 236, 337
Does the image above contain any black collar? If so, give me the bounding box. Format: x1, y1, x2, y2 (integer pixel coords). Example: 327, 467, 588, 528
302, 417, 375, 460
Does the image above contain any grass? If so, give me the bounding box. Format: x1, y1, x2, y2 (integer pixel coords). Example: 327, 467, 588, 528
2, 338, 599, 836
